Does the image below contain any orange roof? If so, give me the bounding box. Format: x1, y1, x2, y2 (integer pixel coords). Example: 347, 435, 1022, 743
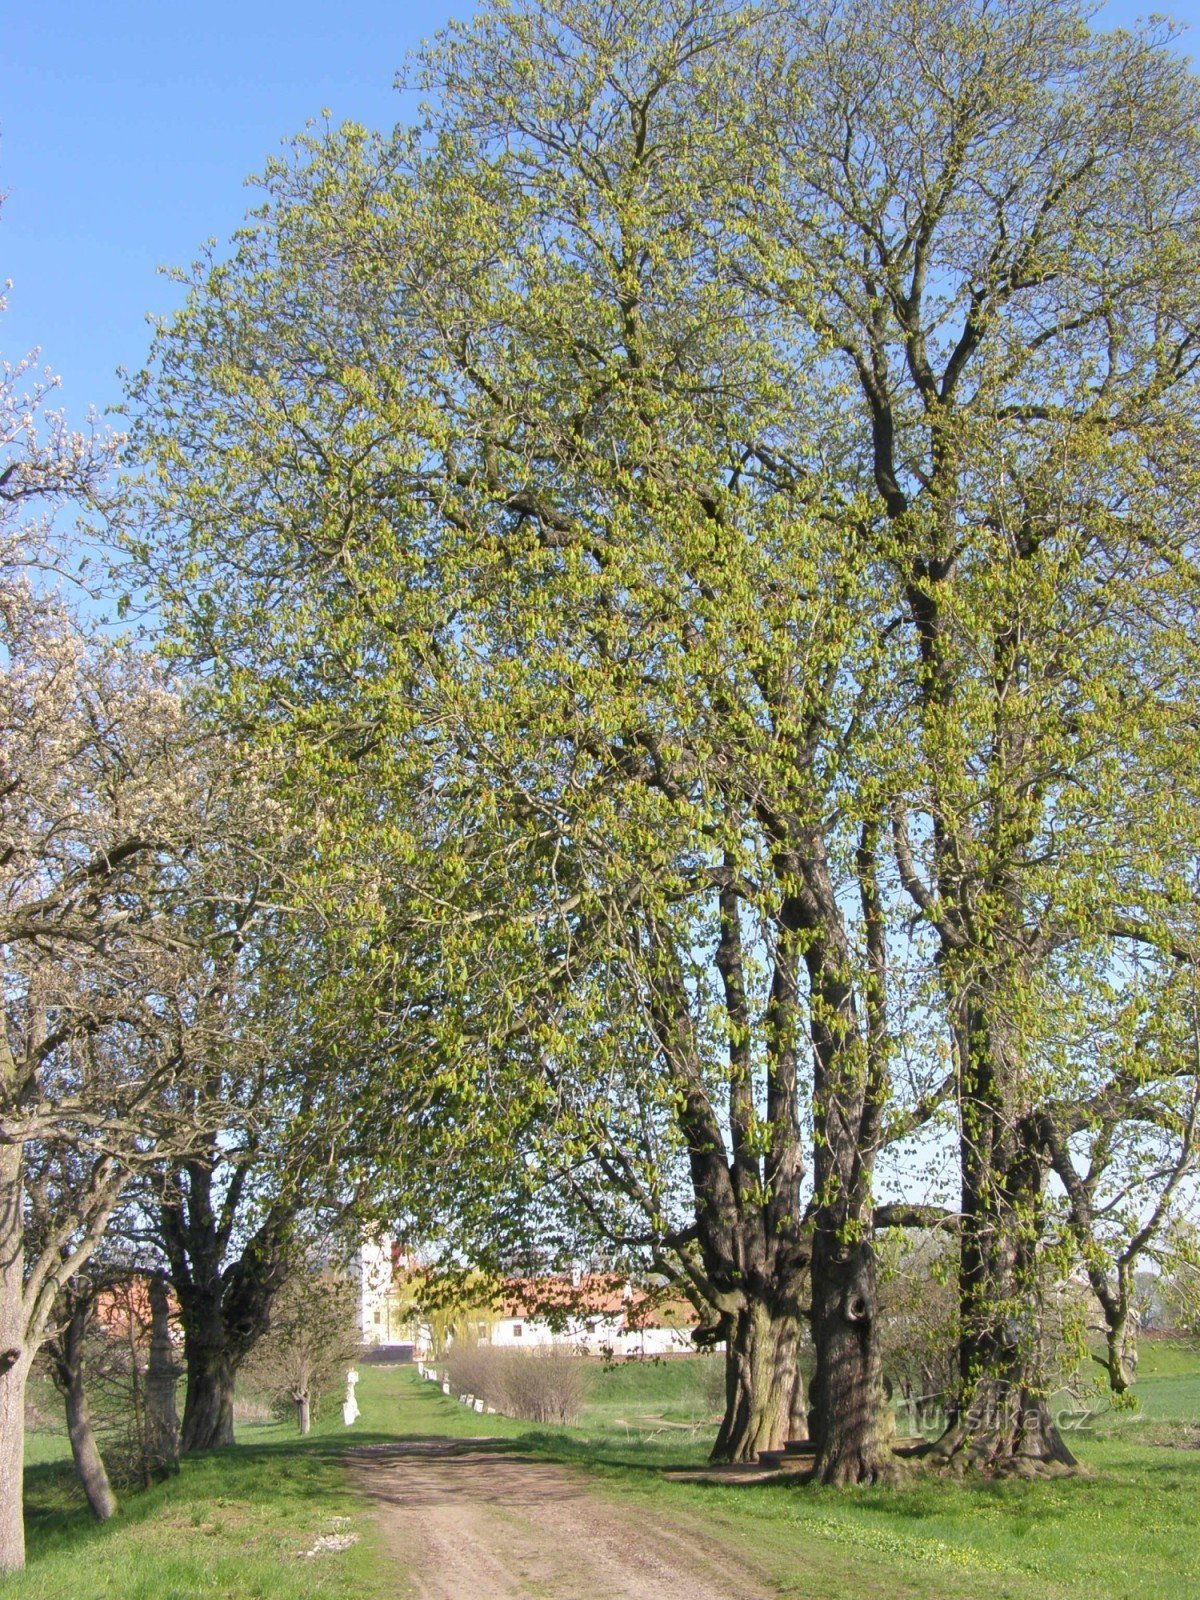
499, 1274, 696, 1330
93, 1276, 180, 1344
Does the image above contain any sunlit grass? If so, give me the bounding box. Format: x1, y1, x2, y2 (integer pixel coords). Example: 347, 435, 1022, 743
13, 1344, 1200, 1598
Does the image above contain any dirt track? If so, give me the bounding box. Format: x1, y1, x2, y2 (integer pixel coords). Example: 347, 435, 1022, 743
348, 1437, 772, 1599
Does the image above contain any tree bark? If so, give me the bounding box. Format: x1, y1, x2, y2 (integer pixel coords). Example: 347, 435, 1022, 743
710, 1299, 806, 1463
0, 1143, 28, 1573
178, 1303, 236, 1452
1100, 1312, 1137, 1395
800, 848, 893, 1487
46, 1291, 119, 1521
295, 1393, 311, 1435
0, 1349, 28, 1576
160, 1162, 294, 1453
936, 1027, 1076, 1473
809, 1230, 891, 1485
60, 1355, 119, 1519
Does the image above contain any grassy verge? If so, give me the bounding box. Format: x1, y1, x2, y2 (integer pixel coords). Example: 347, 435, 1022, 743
10, 1372, 409, 1599
406, 1358, 1200, 1600
14, 1350, 1200, 1598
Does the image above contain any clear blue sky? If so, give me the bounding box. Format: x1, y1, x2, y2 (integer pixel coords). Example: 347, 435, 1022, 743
2, 1, 1196, 429
2, 1, 466, 425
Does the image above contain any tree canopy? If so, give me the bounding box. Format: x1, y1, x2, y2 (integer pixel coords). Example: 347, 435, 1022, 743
124, 0, 1200, 1483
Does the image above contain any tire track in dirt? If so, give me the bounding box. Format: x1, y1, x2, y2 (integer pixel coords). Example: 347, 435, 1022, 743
348, 1438, 773, 1599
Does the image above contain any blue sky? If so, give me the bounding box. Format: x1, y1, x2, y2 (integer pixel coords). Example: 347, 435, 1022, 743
3, 1, 1197, 429
2, 1, 463, 425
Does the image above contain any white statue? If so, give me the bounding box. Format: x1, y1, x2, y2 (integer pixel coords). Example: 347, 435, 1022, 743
342, 1368, 360, 1426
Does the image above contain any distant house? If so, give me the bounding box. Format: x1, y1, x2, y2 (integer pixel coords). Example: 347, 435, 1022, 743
354, 1238, 704, 1357
489, 1272, 697, 1358
92, 1275, 181, 1348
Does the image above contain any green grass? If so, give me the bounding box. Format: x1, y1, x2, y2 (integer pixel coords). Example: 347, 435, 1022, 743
574, 1351, 722, 1443
1127, 1337, 1198, 1380
9, 1371, 412, 1599
405, 1355, 1200, 1600
16, 1447, 382, 1600
13, 1344, 1200, 1598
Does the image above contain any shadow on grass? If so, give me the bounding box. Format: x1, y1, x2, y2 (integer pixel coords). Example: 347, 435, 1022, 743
32, 1392, 1183, 1581
21, 1429, 376, 1565
244, 1425, 713, 1480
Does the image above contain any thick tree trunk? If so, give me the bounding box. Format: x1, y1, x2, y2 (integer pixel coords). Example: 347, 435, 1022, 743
179, 1306, 236, 1452
942, 1298, 1078, 1473
295, 1393, 311, 1435
710, 1300, 805, 1463
0, 1143, 28, 1573
809, 1229, 892, 1484
795, 835, 893, 1486
938, 1067, 1076, 1473
0, 1350, 28, 1575
935, 1372, 1076, 1474
160, 1169, 293, 1453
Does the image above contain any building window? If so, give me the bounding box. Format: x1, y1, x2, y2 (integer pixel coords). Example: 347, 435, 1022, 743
374, 1309, 382, 1324
513, 1322, 523, 1337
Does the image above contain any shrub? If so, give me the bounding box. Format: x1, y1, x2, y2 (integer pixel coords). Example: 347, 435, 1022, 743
444, 1343, 589, 1424
444, 1342, 505, 1409
501, 1348, 589, 1425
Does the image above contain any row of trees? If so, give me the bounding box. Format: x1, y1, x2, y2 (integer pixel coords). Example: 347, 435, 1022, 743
0, 275, 368, 1565
6, 3, 1200, 1572
123, 0, 1200, 1487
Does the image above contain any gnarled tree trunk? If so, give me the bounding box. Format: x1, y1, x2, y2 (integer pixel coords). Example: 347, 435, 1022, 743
178, 1295, 236, 1452
802, 828, 894, 1487
809, 1230, 890, 1485
936, 1030, 1076, 1474
161, 1161, 294, 1452
710, 1299, 806, 1463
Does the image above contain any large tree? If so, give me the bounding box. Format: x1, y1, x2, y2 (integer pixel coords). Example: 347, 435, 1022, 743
125, 0, 1200, 1482
127, 0, 929, 1479
735, 0, 1200, 1467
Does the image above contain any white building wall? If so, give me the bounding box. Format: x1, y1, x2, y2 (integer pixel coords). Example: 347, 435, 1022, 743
486, 1315, 693, 1356
356, 1235, 395, 1344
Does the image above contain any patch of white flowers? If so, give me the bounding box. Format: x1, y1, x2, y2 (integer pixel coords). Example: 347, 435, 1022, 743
302, 1519, 359, 1559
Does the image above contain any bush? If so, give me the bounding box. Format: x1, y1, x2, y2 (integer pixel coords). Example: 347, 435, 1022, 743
444, 1343, 589, 1424
444, 1343, 504, 1409
502, 1348, 589, 1425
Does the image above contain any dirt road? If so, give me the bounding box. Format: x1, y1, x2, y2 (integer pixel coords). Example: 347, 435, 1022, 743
348, 1437, 772, 1599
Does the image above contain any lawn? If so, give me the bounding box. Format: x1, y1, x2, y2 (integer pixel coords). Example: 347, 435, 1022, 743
11, 1368, 417, 1599
409, 1356, 1200, 1600
11, 1344, 1200, 1598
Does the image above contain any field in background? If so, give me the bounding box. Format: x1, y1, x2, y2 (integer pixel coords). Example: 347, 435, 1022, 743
14, 1341, 1200, 1599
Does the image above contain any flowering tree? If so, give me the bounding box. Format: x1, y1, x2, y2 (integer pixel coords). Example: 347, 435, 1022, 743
0, 301, 272, 1569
